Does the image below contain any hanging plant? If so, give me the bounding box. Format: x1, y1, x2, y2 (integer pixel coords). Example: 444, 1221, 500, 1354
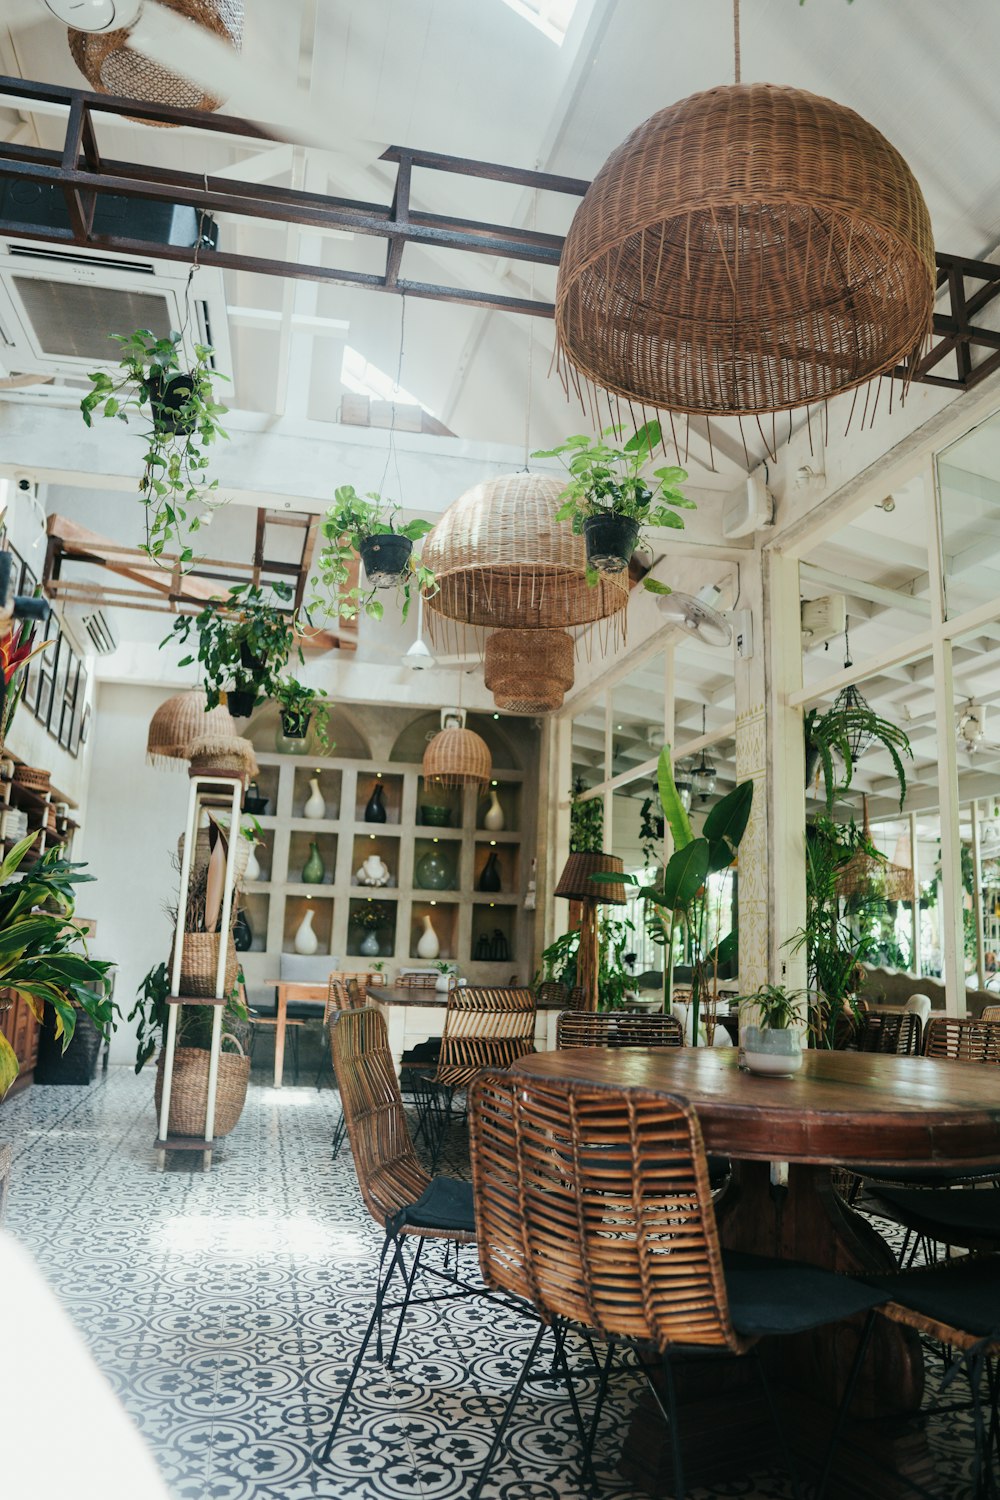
804, 703, 911, 812
310, 486, 435, 622
80, 329, 230, 565
274, 676, 332, 749
532, 422, 694, 576
164, 580, 301, 714
569, 776, 604, 854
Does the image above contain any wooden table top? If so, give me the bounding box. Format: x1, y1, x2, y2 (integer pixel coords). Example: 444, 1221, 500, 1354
512, 1048, 1000, 1169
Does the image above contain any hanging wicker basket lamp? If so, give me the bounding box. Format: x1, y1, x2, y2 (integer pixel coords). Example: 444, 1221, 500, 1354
484, 629, 575, 715
555, 82, 935, 418
421, 473, 628, 649
68, 0, 244, 118
422, 727, 492, 790
146, 689, 236, 769
836, 798, 914, 904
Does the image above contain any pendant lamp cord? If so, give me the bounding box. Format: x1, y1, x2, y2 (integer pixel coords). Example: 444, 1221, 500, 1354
843, 617, 853, 670
380, 294, 407, 502
733, 0, 741, 84
522, 187, 538, 471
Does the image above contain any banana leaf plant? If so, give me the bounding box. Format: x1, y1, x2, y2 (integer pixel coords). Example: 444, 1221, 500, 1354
0, 835, 117, 1097
592, 747, 753, 1041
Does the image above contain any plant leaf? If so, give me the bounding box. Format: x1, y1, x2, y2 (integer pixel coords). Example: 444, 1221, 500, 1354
657, 747, 693, 850
0, 1030, 17, 1098
702, 780, 754, 854
660, 838, 710, 910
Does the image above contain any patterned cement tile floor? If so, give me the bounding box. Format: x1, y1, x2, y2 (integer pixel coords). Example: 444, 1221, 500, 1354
0, 1067, 988, 1499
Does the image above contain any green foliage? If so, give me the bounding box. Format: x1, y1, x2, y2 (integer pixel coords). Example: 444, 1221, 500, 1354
0, 836, 117, 1097
532, 423, 694, 589
80, 329, 229, 566
353, 901, 391, 931
569, 777, 604, 854
274, 676, 332, 750
804, 703, 911, 812
737, 983, 806, 1031
164, 579, 300, 710
539, 912, 636, 1012
127, 959, 247, 1074
309, 485, 435, 623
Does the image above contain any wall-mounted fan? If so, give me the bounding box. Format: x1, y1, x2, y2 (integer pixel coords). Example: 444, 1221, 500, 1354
655, 590, 733, 648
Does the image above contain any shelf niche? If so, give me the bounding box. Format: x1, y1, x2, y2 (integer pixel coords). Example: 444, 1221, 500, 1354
238, 891, 270, 954
416, 777, 463, 830
473, 840, 518, 896
291, 766, 341, 821
288, 829, 337, 885
282, 894, 334, 956
347, 896, 398, 959
471, 904, 516, 966
410, 899, 458, 962
476, 780, 521, 833
351, 833, 399, 889
413, 837, 460, 893
354, 771, 403, 825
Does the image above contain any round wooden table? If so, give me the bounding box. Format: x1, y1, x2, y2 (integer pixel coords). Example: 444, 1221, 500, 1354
513, 1048, 1000, 1496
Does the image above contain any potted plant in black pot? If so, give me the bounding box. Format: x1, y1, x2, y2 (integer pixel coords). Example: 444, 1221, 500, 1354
80, 329, 230, 565
164, 579, 301, 717
274, 676, 331, 749
311, 485, 435, 621
533, 421, 694, 575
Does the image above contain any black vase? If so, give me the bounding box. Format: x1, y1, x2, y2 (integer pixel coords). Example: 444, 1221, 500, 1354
147, 371, 197, 434
233, 909, 253, 952
583, 513, 639, 574
364, 781, 387, 823
478, 849, 502, 892
359, 533, 413, 588
227, 688, 256, 718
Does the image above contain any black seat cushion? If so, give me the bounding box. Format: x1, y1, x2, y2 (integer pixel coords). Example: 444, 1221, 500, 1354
401, 1038, 442, 1066
252, 1001, 323, 1021
722, 1250, 886, 1338
863, 1256, 1000, 1340
388, 1176, 475, 1238
867, 1185, 1000, 1246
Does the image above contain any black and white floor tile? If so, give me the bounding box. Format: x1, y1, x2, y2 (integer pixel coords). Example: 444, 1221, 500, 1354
0, 1068, 988, 1498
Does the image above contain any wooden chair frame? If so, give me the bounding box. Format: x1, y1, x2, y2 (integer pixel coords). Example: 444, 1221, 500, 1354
556, 1010, 684, 1050
924, 1017, 1000, 1063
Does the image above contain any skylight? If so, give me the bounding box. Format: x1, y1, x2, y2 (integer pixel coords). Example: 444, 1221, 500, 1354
340, 345, 438, 418
498, 0, 579, 45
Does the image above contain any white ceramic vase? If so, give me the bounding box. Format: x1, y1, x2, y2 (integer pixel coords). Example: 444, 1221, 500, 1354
360, 930, 380, 957
416, 914, 440, 960
294, 908, 319, 955
304, 776, 326, 820
244, 844, 261, 883
435, 970, 454, 993
483, 788, 505, 832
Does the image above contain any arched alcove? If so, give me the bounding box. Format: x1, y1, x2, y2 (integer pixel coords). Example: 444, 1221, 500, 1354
388, 710, 527, 769
244, 701, 372, 760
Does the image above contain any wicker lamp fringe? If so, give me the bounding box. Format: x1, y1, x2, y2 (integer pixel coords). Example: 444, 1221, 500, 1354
147, 691, 237, 769
556, 82, 934, 420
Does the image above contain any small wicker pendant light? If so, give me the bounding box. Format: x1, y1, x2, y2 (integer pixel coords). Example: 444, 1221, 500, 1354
484, 629, 575, 715
421, 473, 628, 646
836, 797, 915, 904
554, 851, 627, 1013
556, 79, 934, 418
831, 623, 875, 764
68, 0, 244, 118
422, 726, 492, 789
146, 689, 236, 768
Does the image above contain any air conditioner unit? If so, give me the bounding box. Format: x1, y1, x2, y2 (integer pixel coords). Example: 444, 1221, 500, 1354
65, 605, 120, 657
0, 189, 231, 385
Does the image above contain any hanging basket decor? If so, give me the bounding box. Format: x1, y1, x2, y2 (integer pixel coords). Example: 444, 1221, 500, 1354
555, 82, 935, 419
187, 734, 258, 782
146, 690, 236, 769
421, 473, 628, 648
422, 727, 492, 789
484, 629, 575, 715
68, 0, 245, 119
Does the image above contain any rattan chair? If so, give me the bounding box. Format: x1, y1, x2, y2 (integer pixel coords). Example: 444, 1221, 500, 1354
467, 1071, 884, 1500
425, 986, 536, 1168
557, 1010, 684, 1050
981, 1004, 1000, 1024
856, 1011, 923, 1056
925, 1017, 1000, 1062
323, 977, 361, 1154
536, 980, 587, 1013
320, 1007, 479, 1464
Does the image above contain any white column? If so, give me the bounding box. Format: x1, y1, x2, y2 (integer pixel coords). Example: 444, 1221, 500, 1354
971, 799, 987, 991
909, 810, 921, 978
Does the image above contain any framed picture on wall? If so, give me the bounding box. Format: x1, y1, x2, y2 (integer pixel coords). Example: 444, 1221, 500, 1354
68, 665, 88, 758
47, 633, 68, 736
57, 646, 80, 750
32, 616, 58, 726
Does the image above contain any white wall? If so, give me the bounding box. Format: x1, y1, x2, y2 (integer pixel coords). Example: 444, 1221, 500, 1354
77, 682, 190, 1066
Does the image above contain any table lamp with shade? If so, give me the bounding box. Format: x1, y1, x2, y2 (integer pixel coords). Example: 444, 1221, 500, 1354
554, 851, 627, 1012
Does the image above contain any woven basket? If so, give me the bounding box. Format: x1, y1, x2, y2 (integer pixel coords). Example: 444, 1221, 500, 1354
154, 1034, 249, 1138
147, 690, 237, 768
484, 629, 575, 714
187, 735, 258, 781
68, 1, 244, 118
556, 82, 935, 418
13, 765, 50, 793
175, 932, 239, 999
422, 473, 627, 644
422, 727, 492, 789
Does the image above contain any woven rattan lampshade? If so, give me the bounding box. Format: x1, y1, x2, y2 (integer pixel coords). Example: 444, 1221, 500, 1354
146, 690, 236, 768
556, 82, 935, 418
836, 798, 915, 904
422, 727, 492, 789
484, 629, 575, 715
422, 473, 628, 644
554, 851, 627, 907
68, 1, 244, 117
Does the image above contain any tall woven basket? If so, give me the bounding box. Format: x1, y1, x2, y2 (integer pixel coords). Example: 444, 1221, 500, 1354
175, 932, 239, 999
154, 1035, 249, 1138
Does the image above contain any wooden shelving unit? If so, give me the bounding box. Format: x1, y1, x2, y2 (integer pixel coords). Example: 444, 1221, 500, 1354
0, 755, 79, 865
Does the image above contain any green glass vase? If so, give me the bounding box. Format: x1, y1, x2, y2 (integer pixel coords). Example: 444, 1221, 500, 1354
415, 847, 455, 890
302, 840, 325, 884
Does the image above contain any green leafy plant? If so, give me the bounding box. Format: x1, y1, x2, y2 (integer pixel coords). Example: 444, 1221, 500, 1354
532, 422, 694, 583
539, 912, 636, 1012
353, 901, 391, 932
804, 703, 911, 812
310, 485, 435, 623
638, 791, 664, 867
274, 676, 331, 749
737, 983, 806, 1031
569, 777, 604, 854
80, 330, 229, 565
165, 579, 300, 711
0, 835, 117, 1097
127, 959, 247, 1074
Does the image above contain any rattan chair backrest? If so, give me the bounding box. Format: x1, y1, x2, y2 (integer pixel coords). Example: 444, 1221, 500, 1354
924, 1017, 1000, 1063
434, 987, 537, 1090
556, 1011, 684, 1050
535, 980, 570, 1011
857, 1011, 923, 1056
980, 1005, 1000, 1025
331, 1007, 429, 1229
469, 1070, 743, 1355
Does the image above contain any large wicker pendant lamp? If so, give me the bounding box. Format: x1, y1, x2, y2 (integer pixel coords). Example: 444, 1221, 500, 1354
484, 629, 575, 715
556, 29, 934, 419
146, 689, 236, 768
422, 725, 492, 790
69, 1, 244, 117
421, 473, 628, 648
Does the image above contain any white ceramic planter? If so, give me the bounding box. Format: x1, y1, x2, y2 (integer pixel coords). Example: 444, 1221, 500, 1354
742, 1025, 803, 1078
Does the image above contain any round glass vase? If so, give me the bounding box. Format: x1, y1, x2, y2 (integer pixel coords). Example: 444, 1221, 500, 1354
415, 847, 455, 891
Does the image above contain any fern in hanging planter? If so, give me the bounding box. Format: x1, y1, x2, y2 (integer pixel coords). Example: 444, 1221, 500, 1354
80, 329, 230, 566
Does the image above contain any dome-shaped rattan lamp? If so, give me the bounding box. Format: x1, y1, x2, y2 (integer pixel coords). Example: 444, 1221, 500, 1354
422, 473, 628, 646
484, 629, 575, 715
146, 689, 236, 768
556, 82, 935, 418
68, 0, 244, 117
422, 726, 492, 790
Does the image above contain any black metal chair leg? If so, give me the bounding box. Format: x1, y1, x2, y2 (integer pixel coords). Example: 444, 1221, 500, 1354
550, 1318, 598, 1492
428, 1087, 453, 1173
583, 1338, 617, 1482
815, 1309, 877, 1500
320, 1234, 406, 1462
331, 1111, 347, 1160
754, 1350, 803, 1500
640, 1353, 685, 1500
469, 1322, 548, 1500
386, 1236, 425, 1370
